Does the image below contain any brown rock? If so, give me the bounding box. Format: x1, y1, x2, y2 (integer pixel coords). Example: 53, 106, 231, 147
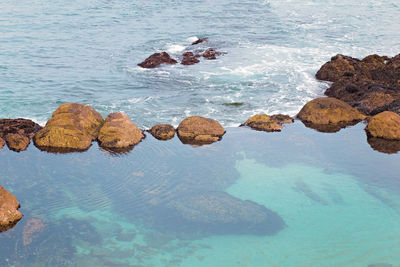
138, 52, 177, 68
367, 136, 400, 154
202, 48, 222, 60
270, 114, 295, 124
365, 111, 400, 140
0, 118, 42, 139
241, 114, 283, 132
0, 137, 4, 149
149, 124, 175, 140
316, 54, 357, 82
177, 116, 225, 145
191, 37, 208, 45
0, 185, 23, 232
181, 52, 200, 65
5, 133, 30, 152
297, 97, 366, 132
98, 112, 144, 149
34, 103, 104, 152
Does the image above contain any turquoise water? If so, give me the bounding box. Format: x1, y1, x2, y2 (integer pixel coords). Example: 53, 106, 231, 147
1, 123, 400, 266
1, 0, 400, 127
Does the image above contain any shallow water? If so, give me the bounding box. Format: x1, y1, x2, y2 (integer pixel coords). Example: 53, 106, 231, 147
1, 0, 400, 126
1, 123, 400, 266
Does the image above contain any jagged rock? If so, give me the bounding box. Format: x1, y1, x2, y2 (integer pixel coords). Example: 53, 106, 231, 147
365, 111, 400, 140
297, 97, 366, 132
181, 52, 200, 65
34, 103, 104, 152
202, 48, 222, 60
0, 118, 42, 139
149, 124, 175, 140
191, 37, 208, 45
138, 52, 177, 68
177, 116, 225, 145
5, 133, 30, 152
0, 185, 23, 232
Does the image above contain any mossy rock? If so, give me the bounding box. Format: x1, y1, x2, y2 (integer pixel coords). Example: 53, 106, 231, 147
5, 133, 30, 152
177, 116, 225, 145
241, 114, 293, 132
149, 124, 175, 140
365, 111, 400, 140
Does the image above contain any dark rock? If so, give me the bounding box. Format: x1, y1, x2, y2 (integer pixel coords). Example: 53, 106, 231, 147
138, 52, 177, 68
223, 102, 244, 107
0, 118, 42, 139
202, 48, 222, 60
0, 185, 23, 232
181, 52, 200, 65
365, 111, 400, 140
177, 116, 225, 145
191, 37, 208, 45
149, 124, 175, 140
5, 133, 30, 152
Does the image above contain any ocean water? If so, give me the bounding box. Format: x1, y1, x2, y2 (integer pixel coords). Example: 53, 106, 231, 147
1, 123, 400, 266
1, 0, 400, 127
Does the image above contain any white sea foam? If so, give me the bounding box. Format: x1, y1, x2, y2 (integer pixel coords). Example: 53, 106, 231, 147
166, 44, 185, 54
186, 36, 198, 43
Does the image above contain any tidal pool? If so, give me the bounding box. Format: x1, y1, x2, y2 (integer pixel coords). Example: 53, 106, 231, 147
0, 122, 399, 267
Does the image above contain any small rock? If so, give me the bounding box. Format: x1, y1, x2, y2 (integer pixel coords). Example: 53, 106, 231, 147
191, 37, 208, 45
98, 112, 144, 149
149, 124, 175, 140
138, 52, 177, 68
0, 185, 23, 232
241, 115, 283, 132
202, 48, 222, 60
5, 133, 30, 152
177, 116, 225, 145
181, 52, 200, 65
270, 114, 295, 124
365, 111, 400, 140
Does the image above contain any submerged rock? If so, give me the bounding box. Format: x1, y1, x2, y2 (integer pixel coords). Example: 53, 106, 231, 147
158, 192, 285, 235
202, 48, 222, 60
365, 111, 400, 140
138, 52, 177, 68
0, 118, 42, 139
149, 124, 175, 140
34, 103, 104, 152
97, 112, 144, 150
0, 185, 23, 232
241, 114, 294, 132
181, 52, 200, 65
191, 37, 208, 45
5, 133, 30, 152
297, 97, 366, 132
177, 116, 225, 145
23, 218, 45, 246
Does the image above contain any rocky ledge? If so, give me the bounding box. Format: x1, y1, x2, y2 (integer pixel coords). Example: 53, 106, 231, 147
0, 186, 23, 232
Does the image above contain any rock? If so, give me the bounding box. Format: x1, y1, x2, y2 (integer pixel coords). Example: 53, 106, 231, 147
34, 103, 104, 152
297, 97, 366, 132
159, 192, 285, 235
202, 48, 222, 60
317, 53, 400, 116
181, 52, 200, 65
241, 114, 283, 132
149, 124, 175, 140
270, 114, 295, 124
191, 37, 208, 45
0, 118, 42, 139
138, 52, 177, 68
0, 137, 4, 149
0, 185, 23, 232
365, 111, 400, 140
5, 133, 30, 152
367, 136, 400, 154
97, 112, 144, 150
177, 116, 225, 145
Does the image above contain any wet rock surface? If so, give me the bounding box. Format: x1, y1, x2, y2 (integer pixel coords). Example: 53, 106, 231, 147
365, 111, 400, 140
181, 52, 200, 65
0, 118, 42, 139
0, 186, 23, 232
138, 52, 177, 68
97, 112, 144, 150
202, 48, 222, 60
148, 124, 175, 140
297, 97, 366, 132
4, 133, 30, 152
177, 116, 225, 145
33, 103, 104, 152
241, 114, 283, 132
317, 53, 400, 116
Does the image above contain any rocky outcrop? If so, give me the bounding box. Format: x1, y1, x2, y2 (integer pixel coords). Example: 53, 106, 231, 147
365, 111, 400, 140
149, 124, 175, 140
177, 116, 225, 145
33, 103, 104, 152
138, 52, 177, 68
0, 186, 23, 232
317, 53, 400, 116
159, 192, 285, 235
191, 37, 208, 45
297, 97, 366, 132
97, 112, 144, 150
181, 52, 200, 65
5, 133, 30, 152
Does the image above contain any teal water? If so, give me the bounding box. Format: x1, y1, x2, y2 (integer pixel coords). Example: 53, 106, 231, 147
1, 123, 400, 266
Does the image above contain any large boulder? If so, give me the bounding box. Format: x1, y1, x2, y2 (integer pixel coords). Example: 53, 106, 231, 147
4, 133, 30, 152
97, 112, 144, 149
365, 111, 400, 140
297, 97, 366, 132
149, 124, 175, 140
34, 103, 104, 151
0, 118, 42, 139
177, 116, 225, 145
138, 52, 177, 68
0, 186, 23, 232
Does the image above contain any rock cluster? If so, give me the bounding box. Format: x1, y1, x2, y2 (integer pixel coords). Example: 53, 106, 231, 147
0, 185, 23, 232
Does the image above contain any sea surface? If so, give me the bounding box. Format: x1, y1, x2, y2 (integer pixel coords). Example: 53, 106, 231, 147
1, 0, 400, 127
